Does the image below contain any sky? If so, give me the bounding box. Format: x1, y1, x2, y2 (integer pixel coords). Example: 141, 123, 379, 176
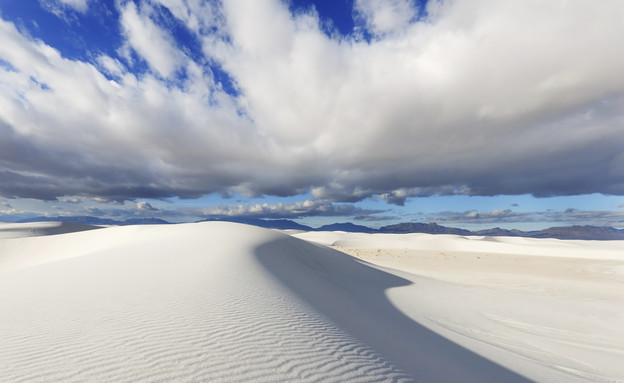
0, 0, 624, 230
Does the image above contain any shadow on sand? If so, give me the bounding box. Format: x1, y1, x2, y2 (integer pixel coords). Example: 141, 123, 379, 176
255, 235, 534, 383
0, 222, 102, 239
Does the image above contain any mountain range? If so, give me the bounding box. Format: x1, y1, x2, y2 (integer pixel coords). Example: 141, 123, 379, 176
15, 215, 624, 240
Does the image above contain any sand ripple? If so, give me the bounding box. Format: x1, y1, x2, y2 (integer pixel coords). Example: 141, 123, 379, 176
0, 223, 409, 382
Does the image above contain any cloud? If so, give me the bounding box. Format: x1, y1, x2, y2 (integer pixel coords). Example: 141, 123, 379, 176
39, 0, 89, 15
189, 199, 384, 220
137, 201, 159, 211
429, 208, 624, 228
353, 0, 417, 36
352, 214, 399, 222
96, 55, 126, 78
82, 206, 105, 216
58, 0, 88, 12
0, 201, 23, 215
0, 0, 624, 205
118, 1, 186, 78
58, 196, 83, 204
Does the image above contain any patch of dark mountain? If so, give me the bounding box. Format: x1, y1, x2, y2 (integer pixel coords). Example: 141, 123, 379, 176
378, 222, 472, 235
527, 225, 624, 240
198, 217, 313, 231
316, 222, 378, 233
19, 216, 171, 226
474, 228, 528, 237
15, 216, 624, 240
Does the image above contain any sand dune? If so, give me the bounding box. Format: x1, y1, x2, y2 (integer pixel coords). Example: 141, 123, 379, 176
0, 223, 622, 382
295, 231, 624, 382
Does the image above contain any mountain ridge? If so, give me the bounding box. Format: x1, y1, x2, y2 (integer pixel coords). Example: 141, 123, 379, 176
14, 216, 624, 240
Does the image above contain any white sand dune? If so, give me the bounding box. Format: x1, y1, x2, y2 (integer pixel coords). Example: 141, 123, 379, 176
0, 223, 622, 382
295, 231, 624, 382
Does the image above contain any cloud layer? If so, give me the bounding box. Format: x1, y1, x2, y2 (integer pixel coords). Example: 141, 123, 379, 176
1, 0, 624, 205
429, 208, 624, 228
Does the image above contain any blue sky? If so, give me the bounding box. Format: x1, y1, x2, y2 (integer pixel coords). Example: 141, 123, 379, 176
1, 0, 623, 229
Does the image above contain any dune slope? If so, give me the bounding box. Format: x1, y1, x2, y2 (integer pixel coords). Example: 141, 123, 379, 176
295, 231, 624, 383
0, 223, 408, 382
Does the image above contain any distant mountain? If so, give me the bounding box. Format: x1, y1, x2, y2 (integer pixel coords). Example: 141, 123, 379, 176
474, 228, 527, 237
119, 218, 172, 225
198, 217, 313, 231
378, 222, 624, 240
527, 225, 624, 240
378, 222, 472, 235
15, 216, 624, 240
19, 216, 171, 226
316, 222, 378, 233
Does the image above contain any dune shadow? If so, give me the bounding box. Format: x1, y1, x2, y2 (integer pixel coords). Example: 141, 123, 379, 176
255, 236, 534, 383
0, 222, 103, 239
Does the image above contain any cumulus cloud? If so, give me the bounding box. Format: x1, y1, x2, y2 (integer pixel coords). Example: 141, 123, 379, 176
119, 1, 186, 78
137, 201, 159, 211
353, 0, 417, 36
189, 199, 384, 220
0, 0, 623, 205
96, 55, 126, 78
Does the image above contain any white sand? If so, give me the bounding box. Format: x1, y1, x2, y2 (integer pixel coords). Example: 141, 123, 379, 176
295, 231, 624, 382
0, 223, 622, 382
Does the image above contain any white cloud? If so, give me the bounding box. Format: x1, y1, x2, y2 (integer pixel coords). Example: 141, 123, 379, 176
190, 199, 381, 219
137, 201, 158, 211
149, 0, 222, 35
0, 15, 261, 200
119, 1, 185, 78
39, 0, 89, 15
353, 0, 416, 36
1, 0, 624, 205
212, 0, 624, 200
96, 55, 126, 78
57, 0, 88, 12
0, 201, 24, 215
